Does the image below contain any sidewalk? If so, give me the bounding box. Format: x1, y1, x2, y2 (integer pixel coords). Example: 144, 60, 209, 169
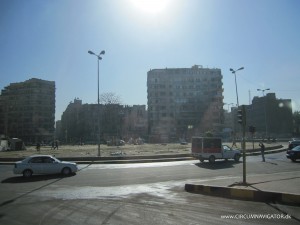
185, 171, 300, 206
183, 146, 300, 206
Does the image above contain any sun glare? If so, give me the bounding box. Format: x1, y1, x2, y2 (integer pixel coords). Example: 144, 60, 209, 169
130, 0, 170, 13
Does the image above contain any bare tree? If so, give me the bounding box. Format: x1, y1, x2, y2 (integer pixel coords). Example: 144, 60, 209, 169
99, 92, 123, 142
100, 92, 122, 105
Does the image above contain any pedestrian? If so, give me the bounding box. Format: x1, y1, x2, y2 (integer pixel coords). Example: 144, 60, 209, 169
259, 142, 265, 162
232, 139, 237, 148
36, 142, 41, 152
51, 141, 55, 150
54, 140, 58, 150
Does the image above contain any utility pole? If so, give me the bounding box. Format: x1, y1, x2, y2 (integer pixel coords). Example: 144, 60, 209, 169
238, 105, 247, 184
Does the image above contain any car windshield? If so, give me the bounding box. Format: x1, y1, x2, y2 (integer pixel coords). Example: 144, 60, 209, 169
292, 146, 300, 151
51, 157, 61, 163
223, 145, 232, 151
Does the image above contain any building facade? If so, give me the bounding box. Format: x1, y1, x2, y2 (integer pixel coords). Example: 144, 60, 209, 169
59, 99, 148, 144
147, 65, 224, 143
0, 78, 55, 143
224, 93, 293, 139
122, 105, 148, 140
247, 93, 293, 138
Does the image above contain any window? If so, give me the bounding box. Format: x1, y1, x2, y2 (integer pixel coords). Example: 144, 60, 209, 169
223, 145, 231, 151
29, 157, 43, 163
43, 157, 55, 163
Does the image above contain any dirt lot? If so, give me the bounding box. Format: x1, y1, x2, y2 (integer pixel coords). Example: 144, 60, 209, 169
0, 142, 281, 158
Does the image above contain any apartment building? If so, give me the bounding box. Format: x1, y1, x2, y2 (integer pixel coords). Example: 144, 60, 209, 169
147, 65, 224, 143
247, 93, 293, 138
122, 105, 148, 140
0, 78, 55, 143
225, 93, 293, 139
59, 99, 148, 143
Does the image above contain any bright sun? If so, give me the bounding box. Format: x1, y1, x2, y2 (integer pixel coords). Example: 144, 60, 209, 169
130, 0, 170, 13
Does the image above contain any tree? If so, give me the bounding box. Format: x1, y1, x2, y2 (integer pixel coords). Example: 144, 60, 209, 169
100, 92, 122, 105
99, 92, 123, 141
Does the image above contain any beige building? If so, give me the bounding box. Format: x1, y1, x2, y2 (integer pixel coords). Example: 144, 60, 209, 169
147, 65, 223, 143
59, 99, 148, 144
122, 105, 148, 140
0, 78, 55, 143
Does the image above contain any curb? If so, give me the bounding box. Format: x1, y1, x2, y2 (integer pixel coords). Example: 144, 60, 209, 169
184, 183, 300, 206
0, 157, 195, 165
0, 148, 287, 165
246, 147, 286, 156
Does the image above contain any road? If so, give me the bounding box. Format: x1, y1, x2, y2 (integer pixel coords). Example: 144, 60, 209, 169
0, 151, 299, 225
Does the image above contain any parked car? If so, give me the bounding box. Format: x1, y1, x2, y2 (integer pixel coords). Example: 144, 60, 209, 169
14, 155, 78, 178
286, 146, 300, 162
288, 139, 300, 150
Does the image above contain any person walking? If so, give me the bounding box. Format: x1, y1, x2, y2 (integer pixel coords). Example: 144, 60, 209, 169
36, 142, 41, 152
54, 140, 58, 150
259, 142, 265, 162
232, 139, 237, 148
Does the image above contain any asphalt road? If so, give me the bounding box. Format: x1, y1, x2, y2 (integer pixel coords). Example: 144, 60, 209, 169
0, 152, 299, 225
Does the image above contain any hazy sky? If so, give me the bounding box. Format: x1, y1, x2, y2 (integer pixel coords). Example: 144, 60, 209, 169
1, 0, 299, 121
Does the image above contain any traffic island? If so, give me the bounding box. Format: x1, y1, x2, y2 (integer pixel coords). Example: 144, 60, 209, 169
184, 183, 300, 206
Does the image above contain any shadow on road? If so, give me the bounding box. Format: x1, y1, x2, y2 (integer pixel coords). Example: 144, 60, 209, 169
0, 174, 77, 208
289, 160, 300, 164
1, 173, 76, 183
194, 160, 240, 170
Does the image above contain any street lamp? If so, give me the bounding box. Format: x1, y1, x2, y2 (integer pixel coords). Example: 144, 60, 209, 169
88, 50, 105, 157
257, 88, 270, 138
229, 67, 244, 142
229, 67, 244, 107
230, 66, 246, 184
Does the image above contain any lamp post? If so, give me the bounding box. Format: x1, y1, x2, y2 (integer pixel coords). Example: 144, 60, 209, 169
229, 67, 244, 138
229, 67, 244, 107
257, 88, 270, 138
230, 66, 246, 184
88, 50, 105, 157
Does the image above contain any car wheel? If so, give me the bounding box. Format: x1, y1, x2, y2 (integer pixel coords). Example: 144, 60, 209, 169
234, 154, 240, 162
23, 169, 32, 178
62, 167, 71, 176
199, 157, 204, 163
209, 155, 215, 164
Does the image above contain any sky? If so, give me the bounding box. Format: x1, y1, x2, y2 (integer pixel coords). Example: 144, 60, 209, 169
1, 0, 299, 121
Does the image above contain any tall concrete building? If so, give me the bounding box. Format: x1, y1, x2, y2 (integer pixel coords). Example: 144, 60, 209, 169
224, 93, 293, 139
247, 93, 293, 138
147, 65, 224, 142
0, 78, 55, 143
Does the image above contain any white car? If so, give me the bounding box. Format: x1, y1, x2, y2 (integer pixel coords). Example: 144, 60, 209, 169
14, 155, 78, 178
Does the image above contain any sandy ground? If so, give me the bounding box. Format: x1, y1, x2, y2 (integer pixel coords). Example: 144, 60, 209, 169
0, 142, 279, 158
